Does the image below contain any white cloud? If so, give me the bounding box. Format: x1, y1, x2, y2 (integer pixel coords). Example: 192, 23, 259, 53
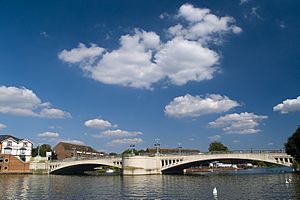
232, 140, 240, 143
209, 134, 221, 141
40, 108, 71, 119
173, 4, 242, 42
107, 138, 143, 146
84, 118, 115, 129
0, 86, 70, 118
59, 4, 241, 89
165, 94, 239, 118
40, 31, 49, 38
155, 38, 219, 85
240, 0, 250, 5
92, 129, 143, 139
273, 96, 300, 114
0, 123, 6, 131
58, 43, 105, 64
37, 131, 59, 139
209, 112, 268, 134
159, 12, 170, 19
60, 139, 85, 145
251, 7, 262, 19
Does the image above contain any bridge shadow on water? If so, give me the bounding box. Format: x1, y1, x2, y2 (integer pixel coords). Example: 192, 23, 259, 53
51, 164, 106, 175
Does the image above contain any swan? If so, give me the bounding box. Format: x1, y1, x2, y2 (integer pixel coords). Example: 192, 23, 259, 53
213, 187, 218, 195
285, 178, 289, 184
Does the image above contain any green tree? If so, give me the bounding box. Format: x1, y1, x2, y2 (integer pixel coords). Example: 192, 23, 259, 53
209, 142, 229, 152
285, 125, 300, 162
122, 149, 138, 155
108, 152, 118, 156
32, 144, 52, 157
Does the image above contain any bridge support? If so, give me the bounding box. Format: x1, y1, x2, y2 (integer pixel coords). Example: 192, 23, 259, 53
122, 155, 162, 175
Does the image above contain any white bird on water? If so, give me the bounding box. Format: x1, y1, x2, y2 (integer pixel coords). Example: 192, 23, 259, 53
213, 187, 218, 195
285, 178, 289, 184
285, 178, 292, 184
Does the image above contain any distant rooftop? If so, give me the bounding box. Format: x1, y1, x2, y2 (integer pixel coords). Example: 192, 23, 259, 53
0, 135, 22, 142
54, 142, 102, 153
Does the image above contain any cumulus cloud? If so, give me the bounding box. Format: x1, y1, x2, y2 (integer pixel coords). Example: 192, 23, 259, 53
59, 4, 241, 89
174, 3, 242, 41
58, 43, 105, 64
37, 131, 60, 139
84, 118, 115, 129
209, 134, 221, 141
107, 138, 143, 146
240, 0, 250, 5
165, 94, 239, 118
155, 38, 219, 85
60, 139, 85, 145
0, 86, 71, 118
208, 112, 268, 134
0, 123, 6, 131
273, 96, 300, 114
92, 129, 143, 139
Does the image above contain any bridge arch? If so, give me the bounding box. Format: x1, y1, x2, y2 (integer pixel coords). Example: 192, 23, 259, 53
160, 153, 293, 174
49, 158, 122, 175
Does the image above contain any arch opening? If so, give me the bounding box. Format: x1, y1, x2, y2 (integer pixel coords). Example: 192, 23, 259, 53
50, 163, 121, 175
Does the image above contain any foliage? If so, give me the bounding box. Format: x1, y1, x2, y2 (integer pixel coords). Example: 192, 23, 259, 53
285, 125, 300, 162
122, 149, 138, 155
108, 152, 118, 156
208, 142, 229, 152
121, 149, 146, 155
32, 144, 52, 157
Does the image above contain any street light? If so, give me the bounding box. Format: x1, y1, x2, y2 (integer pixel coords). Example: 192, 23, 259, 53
155, 138, 160, 156
129, 144, 135, 155
178, 143, 182, 155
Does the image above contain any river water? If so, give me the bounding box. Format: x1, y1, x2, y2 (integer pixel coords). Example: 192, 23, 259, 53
0, 168, 299, 200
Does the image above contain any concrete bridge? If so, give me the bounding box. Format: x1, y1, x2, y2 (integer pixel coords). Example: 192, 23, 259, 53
49, 151, 294, 175
49, 157, 122, 174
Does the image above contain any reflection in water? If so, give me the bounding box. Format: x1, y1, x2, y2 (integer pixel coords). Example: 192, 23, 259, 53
0, 169, 299, 199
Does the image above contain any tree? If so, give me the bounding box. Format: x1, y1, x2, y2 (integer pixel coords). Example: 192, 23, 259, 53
109, 152, 118, 156
285, 125, 300, 162
122, 149, 138, 155
32, 144, 52, 157
121, 149, 146, 155
209, 142, 229, 152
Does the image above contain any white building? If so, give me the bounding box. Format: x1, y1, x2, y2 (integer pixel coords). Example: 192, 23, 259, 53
0, 135, 32, 162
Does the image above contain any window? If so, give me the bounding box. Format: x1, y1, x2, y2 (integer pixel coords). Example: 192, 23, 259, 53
7, 141, 12, 147
0, 156, 3, 162
23, 142, 28, 147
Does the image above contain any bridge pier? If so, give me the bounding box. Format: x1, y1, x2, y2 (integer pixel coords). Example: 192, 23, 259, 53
122, 155, 162, 175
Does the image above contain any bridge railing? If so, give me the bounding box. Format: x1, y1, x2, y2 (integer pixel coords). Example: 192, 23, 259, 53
206, 150, 286, 154
50, 155, 122, 162
138, 150, 287, 157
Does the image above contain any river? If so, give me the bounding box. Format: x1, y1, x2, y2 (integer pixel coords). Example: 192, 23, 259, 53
0, 168, 299, 199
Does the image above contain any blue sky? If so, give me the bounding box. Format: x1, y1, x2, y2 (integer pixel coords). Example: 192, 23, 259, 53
0, 0, 299, 153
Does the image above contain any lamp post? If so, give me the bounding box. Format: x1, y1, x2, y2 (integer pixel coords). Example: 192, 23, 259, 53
178, 143, 182, 155
129, 144, 135, 155
155, 138, 160, 156
37, 144, 40, 157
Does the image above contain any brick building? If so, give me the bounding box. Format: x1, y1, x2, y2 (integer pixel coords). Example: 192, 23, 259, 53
0, 154, 30, 173
53, 142, 105, 160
